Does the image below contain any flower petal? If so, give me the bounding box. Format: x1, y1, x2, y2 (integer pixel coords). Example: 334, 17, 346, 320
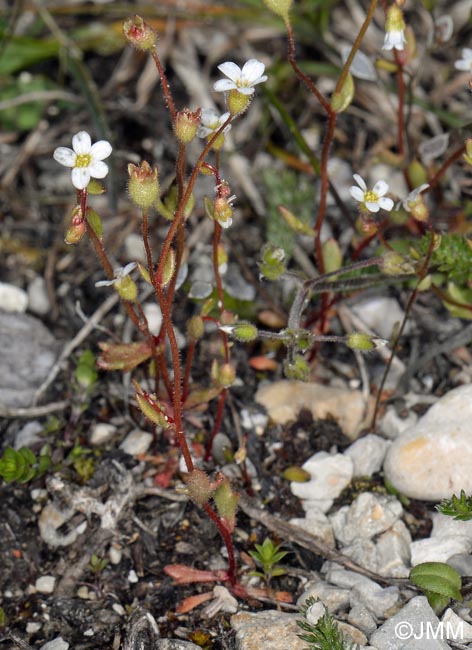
236, 86, 255, 96
353, 174, 367, 190
372, 180, 389, 196
214, 79, 237, 92
88, 160, 109, 179
217, 62, 242, 82
72, 131, 92, 155
53, 147, 76, 167
95, 279, 115, 287
90, 140, 112, 160
378, 197, 394, 211
71, 167, 91, 190
350, 186, 365, 202
242, 59, 266, 83
365, 201, 380, 212
201, 108, 219, 127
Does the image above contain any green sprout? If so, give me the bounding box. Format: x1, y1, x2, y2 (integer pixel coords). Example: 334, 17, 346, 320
0, 447, 51, 484
248, 537, 288, 588
298, 596, 354, 650
436, 490, 472, 521
88, 554, 108, 576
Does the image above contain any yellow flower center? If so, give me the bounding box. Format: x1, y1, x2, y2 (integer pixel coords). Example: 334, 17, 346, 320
75, 153, 92, 168
364, 190, 379, 203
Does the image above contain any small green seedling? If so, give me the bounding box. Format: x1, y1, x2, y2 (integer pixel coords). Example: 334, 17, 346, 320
436, 490, 472, 521
248, 537, 288, 587
0, 447, 51, 484
88, 554, 108, 576
297, 596, 354, 650
410, 562, 462, 614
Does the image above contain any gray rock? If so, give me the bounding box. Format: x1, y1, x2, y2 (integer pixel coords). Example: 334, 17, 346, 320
446, 553, 472, 576
351, 296, 409, 339
380, 406, 418, 440
441, 609, 472, 642
157, 643, 201, 650
431, 511, 472, 541
344, 434, 390, 477
0, 311, 59, 408
231, 610, 306, 650
298, 580, 351, 613
384, 385, 472, 500
350, 581, 401, 619
35, 575, 56, 594
330, 492, 402, 545
14, 421, 43, 449
375, 520, 411, 577
39, 639, 69, 650
120, 429, 153, 456
290, 510, 335, 548
370, 596, 451, 649
348, 605, 378, 635
411, 535, 472, 566
89, 423, 117, 446
341, 539, 379, 572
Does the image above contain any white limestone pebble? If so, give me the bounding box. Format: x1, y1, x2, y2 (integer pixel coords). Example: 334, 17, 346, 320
344, 434, 390, 477
0, 282, 28, 312
330, 492, 402, 545
383, 384, 472, 500
290, 509, 335, 548
39, 638, 69, 650
89, 423, 117, 446
35, 576, 56, 594
27, 276, 50, 316
290, 452, 353, 513
255, 380, 374, 439
120, 429, 153, 456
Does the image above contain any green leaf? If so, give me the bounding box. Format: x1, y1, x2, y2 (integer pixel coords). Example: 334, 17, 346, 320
410, 562, 462, 601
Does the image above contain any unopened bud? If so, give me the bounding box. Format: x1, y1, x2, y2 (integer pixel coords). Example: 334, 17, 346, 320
464, 139, 472, 167
218, 363, 236, 388
160, 248, 175, 288
260, 244, 286, 281
134, 383, 170, 427
128, 161, 159, 209
184, 469, 220, 506
262, 0, 292, 20
227, 90, 251, 116
220, 321, 258, 342
347, 332, 387, 351
175, 108, 201, 144
65, 206, 85, 245
214, 197, 233, 229
188, 315, 204, 340
123, 15, 157, 51
283, 355, 310, 381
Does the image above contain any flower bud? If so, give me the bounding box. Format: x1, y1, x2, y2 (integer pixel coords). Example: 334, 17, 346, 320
184, 469, 220, 507
220, 321, 258, 342
134, 382, 170, 428
187, 315, 204, 340
122, 15, 157, 51
227, 90, 251, 116
464, 139, 472, 167
262, 0, 292, 21
259, 244, 286, 281
175, 108, 201, 144
283, 355, 310, 381
407, 159, 428, 188
218, 363, 236, 388
213, 197, 233, 229
128, 161, 159, 209
65, 206, 85, 245
160, 248, 175, 288
347, 332, 387, 352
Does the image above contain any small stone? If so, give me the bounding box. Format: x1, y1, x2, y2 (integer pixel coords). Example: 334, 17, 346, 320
340, 539, 378, 572
410, 535, 472, 566
370, 596, 450, 650
39, 638, 69, 650
128, 569, 139, 583
350, 581, 401, 619
375, 520, 411, 577
26, 621, 42, 633
337, 621, 367, 647
109, 545, 123, 565
431, 511, 472, 541
0, 282, 28, 312
120, 429, 153, 456
298, 581, 351, 613
351, 296, 409, 339
291, 452, 353, 511
255, 381, 374, 439
447, 553, 472, 576
90, 423, 117, 446
380, 405, 418, 439
113, 603, 126, 616
231, 610, 306, 650
290, 511, 335, 548
344, 434, 390, 477
383, 385, 472, 500
77, 586, 91, 599
35, 576, 56, 594
330, 492, 402, 545
142, 303, 162, 336
348, 605, 377, 635
441, 609, 472, 642
15, 421, 43, 449
27, 276, 50, 316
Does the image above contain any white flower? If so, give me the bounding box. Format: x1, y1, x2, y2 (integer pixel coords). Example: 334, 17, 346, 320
213, 59, 268, 96
53, 131, 112, 190
383, 4, 406, 52
454, 48, 472, 72
401, 183, 429, 212
95, 262, 137, 288
349, 174, 394, 213
383, 29, 406, 51
197, 109, 232, 138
